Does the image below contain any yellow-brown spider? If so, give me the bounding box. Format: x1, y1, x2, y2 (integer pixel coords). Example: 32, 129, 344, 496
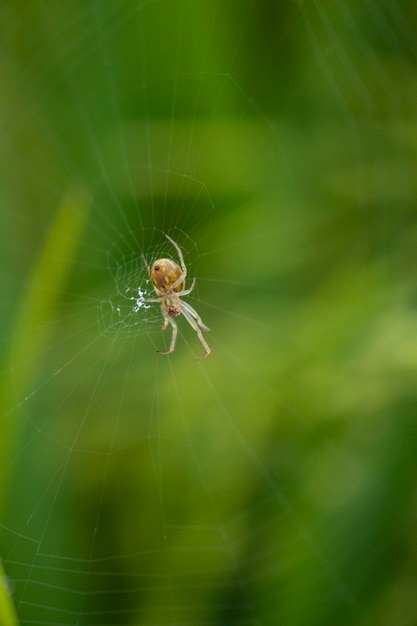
142, 235, 211, 358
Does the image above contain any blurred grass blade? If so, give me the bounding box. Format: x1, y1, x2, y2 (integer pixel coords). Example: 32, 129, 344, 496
11, 189, 89, 390
0, 190, 90, 575
0, 561, 18, 626
1, 188, 90, 478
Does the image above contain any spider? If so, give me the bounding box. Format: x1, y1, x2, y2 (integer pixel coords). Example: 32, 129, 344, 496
142, 235, 211, 358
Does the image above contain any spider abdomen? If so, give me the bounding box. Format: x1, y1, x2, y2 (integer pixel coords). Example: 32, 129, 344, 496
150, 258, 183, 293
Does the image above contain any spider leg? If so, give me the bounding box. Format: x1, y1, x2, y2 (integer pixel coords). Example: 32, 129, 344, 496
141, 252, 151, 274
165, 235, 188, 291
165, 235, 187, 274
180, 303, 211, 358
169, 270, 187, 292
181, 300, 210, 332
177, 277, 195, 297
158, 315, 177, 354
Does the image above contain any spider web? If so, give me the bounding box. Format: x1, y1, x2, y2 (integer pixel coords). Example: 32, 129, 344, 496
1, 1, 417, 625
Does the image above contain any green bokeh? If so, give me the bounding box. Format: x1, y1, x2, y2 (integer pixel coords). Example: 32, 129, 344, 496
1, 1, 417, 625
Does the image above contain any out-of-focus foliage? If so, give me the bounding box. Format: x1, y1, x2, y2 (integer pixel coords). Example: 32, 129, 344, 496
1, 1, 417, 625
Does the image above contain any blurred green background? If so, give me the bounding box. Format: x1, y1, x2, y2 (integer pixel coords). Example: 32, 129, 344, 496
1, 1, 417, 625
